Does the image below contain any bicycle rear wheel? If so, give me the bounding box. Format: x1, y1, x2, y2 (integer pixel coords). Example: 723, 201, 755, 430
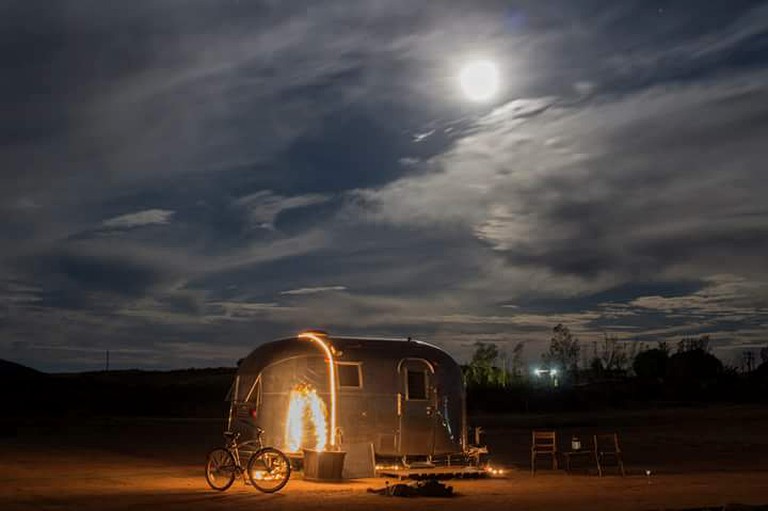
247, 447, 291, 493
205, 448, 237, 491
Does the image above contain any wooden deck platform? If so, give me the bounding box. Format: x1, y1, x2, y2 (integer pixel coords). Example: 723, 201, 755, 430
375, 465, 489, 480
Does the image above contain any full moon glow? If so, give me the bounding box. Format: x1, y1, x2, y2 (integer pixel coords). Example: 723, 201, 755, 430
459, 60, 500, 102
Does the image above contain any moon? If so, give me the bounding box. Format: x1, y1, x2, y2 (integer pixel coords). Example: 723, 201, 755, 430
459, 60, 500, 102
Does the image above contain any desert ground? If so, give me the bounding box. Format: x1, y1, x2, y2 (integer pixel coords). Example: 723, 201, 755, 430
2, 405, 767, 510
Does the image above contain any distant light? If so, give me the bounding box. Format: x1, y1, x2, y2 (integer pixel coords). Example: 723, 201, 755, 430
459, 60, 500, 102
550, 369, 558, 376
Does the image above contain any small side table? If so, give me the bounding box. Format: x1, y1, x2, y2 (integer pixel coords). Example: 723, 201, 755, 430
563, 450, 595, 474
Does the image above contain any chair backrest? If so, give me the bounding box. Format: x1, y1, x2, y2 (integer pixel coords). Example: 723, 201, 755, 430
532, 430, 557, 452
594, 433, 621, 453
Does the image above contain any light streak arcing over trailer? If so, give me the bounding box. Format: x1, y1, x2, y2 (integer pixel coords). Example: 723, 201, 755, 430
298, 331, 338, 449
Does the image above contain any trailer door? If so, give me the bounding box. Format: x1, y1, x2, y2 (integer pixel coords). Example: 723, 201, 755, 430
397, 359, 436, 457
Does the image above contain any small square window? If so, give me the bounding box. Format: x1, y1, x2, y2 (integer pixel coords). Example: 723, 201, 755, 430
337, 363, 362, 388
406, 370, 427, 400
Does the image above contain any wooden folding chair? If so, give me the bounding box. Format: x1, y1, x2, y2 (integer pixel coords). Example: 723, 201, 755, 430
594, 433, 625, 476
531, 430, 558, 475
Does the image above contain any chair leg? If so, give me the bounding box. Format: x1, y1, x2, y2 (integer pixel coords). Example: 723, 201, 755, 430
618, 455, 625, 477
596, 454, 603, 477
531, 452, 535, 475
552, 453, 558, 471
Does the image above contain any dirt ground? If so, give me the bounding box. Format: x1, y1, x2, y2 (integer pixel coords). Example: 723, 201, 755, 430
2, 405, 767, 510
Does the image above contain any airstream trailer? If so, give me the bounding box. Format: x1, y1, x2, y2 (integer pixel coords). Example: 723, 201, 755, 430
228, 331, 467, 461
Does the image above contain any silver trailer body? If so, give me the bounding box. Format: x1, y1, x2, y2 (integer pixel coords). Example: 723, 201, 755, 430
230, 333, 467, 457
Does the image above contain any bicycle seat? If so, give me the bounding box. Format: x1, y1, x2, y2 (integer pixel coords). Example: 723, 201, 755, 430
224, 431, 240, 441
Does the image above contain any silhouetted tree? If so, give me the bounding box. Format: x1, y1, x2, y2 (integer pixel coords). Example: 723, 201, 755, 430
741, 351, 756, 373
666, 347, 723, 389
589, 357, 604, 379
755, 348, 768, 385
633, 348, 669, 382
600, 334, 631, 373
677, 335, 711, 353
464, 342, 507, 388
542, 324, 580, 378
511, 342, 525, 379
472, 342, 498, 366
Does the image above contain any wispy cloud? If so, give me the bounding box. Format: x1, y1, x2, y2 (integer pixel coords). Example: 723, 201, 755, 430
234, 191, 332, 230
353, 71, 768, 289
280, 285, 347, 296
0, 279, 42, 305
627, 275, 768, 318
2, 1, 767, 371
413, 130, 435, 142
102, 209, 175, 229
605, 3, 768, 81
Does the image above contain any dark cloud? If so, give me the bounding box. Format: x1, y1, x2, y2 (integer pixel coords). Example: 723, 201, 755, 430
359, 73, 768, 282
30, 248, 179, 312
1, 0, 766, 370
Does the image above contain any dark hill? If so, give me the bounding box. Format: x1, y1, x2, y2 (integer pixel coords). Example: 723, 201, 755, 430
1, 364, 236, 420
0, 358, 45, 381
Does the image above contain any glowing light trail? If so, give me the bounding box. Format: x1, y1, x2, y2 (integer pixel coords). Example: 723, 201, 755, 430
298, 331, 338, 449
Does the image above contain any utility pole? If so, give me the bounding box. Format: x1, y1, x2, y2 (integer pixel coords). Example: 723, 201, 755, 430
105, 349, 110, 372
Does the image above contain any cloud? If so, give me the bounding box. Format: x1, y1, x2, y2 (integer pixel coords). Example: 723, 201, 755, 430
280, 285, 348, 296
234, 191, 332, 230
353, 71, 768, 289
2, 1, 767, 371
604, 2, 768, 84
9, 198, 41, 211
627, 275, 768, 318
102, 209, 175, 229
115, 296, 296, 325
0, 279, 42, 305
573, 81, 596, 96
413, 130, 435, 142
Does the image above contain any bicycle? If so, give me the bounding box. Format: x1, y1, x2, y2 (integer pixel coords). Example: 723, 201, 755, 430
204, 427, 291, 493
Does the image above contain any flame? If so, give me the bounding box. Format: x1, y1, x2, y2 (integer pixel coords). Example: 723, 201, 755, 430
285, 383, 328, 452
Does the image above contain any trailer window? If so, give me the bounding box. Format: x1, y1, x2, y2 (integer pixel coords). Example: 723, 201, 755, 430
244, 375, 261, 406
406, 370, 427, 400
336, 363, 362, 388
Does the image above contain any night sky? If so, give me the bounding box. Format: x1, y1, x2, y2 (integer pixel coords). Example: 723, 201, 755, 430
1, 1, 766, 372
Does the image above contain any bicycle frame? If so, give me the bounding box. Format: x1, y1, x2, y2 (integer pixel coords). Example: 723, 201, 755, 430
224, 432, 263, 479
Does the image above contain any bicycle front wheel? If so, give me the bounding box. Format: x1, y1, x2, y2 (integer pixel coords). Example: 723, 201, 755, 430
205, 448, 236, 491
247, 447, 291, 493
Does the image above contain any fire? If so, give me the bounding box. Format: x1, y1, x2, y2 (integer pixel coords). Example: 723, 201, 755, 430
285, 383, 328, 452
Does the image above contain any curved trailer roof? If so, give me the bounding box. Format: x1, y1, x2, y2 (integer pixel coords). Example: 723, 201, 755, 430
236, 333, 459, 377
